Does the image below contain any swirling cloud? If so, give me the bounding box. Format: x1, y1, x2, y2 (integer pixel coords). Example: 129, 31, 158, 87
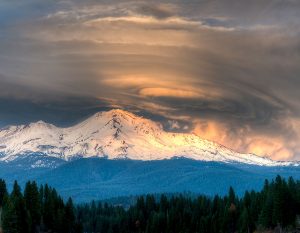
0, 0, 300, 160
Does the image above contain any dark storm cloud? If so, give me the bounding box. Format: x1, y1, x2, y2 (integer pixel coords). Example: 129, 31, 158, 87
0, 0, 300, 160
0, 97, 109, 128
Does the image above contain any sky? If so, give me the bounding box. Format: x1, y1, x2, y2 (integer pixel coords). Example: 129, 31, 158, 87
0, 0, 300, 161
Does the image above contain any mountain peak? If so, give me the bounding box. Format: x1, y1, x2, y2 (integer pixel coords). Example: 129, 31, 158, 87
85, 109, 141, 124
29, 120, 56, 129
0, 109, 298, 166
107, 108, 134, 115
103, 109, 141, 120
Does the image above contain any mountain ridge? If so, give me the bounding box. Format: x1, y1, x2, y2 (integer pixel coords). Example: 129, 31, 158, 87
0, 109, 298, 166
1, 157, 300, 202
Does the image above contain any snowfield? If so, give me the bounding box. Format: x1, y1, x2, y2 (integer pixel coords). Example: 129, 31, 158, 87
0, 109, 298, 166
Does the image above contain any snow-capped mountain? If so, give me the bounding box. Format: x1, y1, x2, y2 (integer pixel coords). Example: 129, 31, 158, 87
0, 109, 297, 166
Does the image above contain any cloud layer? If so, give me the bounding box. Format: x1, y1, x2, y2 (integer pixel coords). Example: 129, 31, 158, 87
0, 0, 300, 160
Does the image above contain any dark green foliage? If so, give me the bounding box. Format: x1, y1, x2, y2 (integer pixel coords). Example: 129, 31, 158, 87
0, 175, 300, 233
14, 195, 31, 233
0, 178, 7, 207
24, 181, 41, 232
78, 176, 300, 233
63, 198, 76, 232
0, 180, 82, 233
2, 197, 18, 233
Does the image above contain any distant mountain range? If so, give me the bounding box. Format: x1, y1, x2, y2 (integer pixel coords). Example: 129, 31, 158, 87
0, 109, 299, 202
0, 109, 298, 166
0, 156, 299, 202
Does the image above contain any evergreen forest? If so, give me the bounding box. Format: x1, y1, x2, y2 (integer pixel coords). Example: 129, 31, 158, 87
0, 175, 300, 233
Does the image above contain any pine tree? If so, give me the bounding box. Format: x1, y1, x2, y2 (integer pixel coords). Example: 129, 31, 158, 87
272, 175, 284, 226
0, 179, 7, 231
259, 191, 273, 228
43, 185, 56, 229
24, 181, 41, 231
0, 179, 7, 207
11, 181, 22, 200
228, 186, 236, 204
2, 197, 18, 233
239, 207, 250, 233
10, 181, 31, 233
64, 197, 76, 233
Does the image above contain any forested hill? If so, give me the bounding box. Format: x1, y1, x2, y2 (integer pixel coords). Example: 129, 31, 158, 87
0, 176, 300, 233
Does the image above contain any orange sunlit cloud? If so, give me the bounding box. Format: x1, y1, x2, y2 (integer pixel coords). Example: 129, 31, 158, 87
246, 139, 293, 161
193, 120, 296, 161
139, 87, 201, 98
1, 0, 300, 161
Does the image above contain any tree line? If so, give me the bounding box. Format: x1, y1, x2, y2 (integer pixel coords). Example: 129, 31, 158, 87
77, 175, 300, 233
0, 175, 300, 233
0, 180, 81, 233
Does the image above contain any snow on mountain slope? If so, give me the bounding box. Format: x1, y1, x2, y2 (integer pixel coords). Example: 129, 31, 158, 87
0, 109, 297, 166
